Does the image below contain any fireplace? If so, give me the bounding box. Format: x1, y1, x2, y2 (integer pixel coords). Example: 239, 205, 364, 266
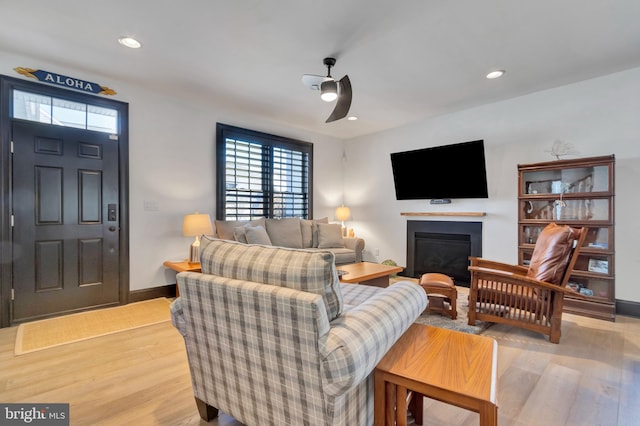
405, 221, 482, 287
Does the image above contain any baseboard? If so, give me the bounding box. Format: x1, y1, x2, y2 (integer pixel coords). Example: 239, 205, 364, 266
616, 299, 640, 318
129, 284, 177, 303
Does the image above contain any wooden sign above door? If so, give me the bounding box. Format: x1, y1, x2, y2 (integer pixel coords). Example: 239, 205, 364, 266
14, 67, 117, 96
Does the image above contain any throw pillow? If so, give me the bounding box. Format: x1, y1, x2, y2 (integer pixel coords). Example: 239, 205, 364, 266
199, 239, 343, 320
215, 217, 266, 240
234, 225, 249, 243
265, 217, 303, 248
526, 222, 578, 285
317, 223, 344, 248
311, 217, 329, 248
245, 225, 272, 245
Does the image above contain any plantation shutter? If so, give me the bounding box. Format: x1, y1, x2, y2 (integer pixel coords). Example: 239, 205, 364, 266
216, 124, 312, 220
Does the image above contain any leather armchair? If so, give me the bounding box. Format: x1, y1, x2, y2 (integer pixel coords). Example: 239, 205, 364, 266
468, 223, 587, 343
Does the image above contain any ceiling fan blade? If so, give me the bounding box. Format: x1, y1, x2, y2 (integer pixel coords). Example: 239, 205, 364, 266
326, 75, 352, 123
302, 74, 332, 90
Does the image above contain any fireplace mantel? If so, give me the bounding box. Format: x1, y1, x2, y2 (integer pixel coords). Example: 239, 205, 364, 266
401, 212, 486, 217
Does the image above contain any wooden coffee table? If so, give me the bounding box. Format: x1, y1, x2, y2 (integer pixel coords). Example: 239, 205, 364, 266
338, 262, 403, 287
375, 323, 498, 426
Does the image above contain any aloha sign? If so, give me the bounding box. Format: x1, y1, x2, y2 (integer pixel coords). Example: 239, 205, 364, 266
14, 67, 116, 96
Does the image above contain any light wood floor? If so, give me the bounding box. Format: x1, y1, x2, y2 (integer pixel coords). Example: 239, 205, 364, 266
1, 308, 639, 425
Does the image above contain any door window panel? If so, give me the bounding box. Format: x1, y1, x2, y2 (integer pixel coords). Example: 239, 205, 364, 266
13, 89, 118, 134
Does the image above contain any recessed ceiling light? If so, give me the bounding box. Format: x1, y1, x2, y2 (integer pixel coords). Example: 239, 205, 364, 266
486, 70, 505, 79
347, 116, 358, 121
118, 37, 142, 49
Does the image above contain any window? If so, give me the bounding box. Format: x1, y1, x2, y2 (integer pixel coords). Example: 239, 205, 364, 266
12, 89, 118, 134
216, 123, 313, 220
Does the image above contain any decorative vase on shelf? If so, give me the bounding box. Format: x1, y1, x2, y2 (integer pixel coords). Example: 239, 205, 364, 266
554, 200, 564, 221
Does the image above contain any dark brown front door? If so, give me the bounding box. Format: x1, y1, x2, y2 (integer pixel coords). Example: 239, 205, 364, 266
11, 120, 121, 322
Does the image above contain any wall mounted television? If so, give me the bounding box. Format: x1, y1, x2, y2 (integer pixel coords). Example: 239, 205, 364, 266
390, 139, 489, 202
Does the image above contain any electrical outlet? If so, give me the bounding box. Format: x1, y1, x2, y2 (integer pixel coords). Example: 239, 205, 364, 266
143, 200, 159, 211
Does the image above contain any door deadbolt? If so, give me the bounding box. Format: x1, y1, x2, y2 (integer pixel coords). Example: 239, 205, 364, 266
108, 204, 117, 221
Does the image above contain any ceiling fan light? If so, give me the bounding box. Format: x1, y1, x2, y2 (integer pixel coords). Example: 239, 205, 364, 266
320, 80, 338, 102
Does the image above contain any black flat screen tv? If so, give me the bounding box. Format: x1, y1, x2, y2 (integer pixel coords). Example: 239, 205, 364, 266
390, 140, 489, 201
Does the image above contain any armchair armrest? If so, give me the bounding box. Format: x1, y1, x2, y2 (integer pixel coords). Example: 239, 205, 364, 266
319, 281, 426, 395
170, 297, 186, 336
468, 256, 529, 275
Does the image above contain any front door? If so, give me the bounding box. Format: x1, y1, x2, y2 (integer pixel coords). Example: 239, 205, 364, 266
11, 120, 121, 322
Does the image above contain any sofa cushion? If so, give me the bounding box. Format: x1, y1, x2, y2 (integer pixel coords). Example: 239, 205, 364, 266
199, 238, 343, 320
317, 223, 344, 248
328, 248, 357, 265
245, 225, 272, 245
304, 247, 355, 265
265, 217, 303, 248
215, 217, 265, 240
526, 222, 578, 285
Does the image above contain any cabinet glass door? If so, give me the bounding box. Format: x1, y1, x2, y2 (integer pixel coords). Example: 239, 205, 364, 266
520, 199, 610, 221
522, 165, 610, 195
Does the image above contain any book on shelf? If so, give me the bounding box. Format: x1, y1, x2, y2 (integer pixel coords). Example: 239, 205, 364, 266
587, 242, 608, 249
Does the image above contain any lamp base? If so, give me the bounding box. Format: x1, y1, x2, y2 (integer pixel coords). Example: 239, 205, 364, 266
189, 236, 201, 263
189, 244, 199, 263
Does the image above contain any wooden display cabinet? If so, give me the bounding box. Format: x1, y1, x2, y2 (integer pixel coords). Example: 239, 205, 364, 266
518, 155, 615, 321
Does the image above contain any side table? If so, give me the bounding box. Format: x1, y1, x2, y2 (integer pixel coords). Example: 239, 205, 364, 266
375, 323, 498, 426
163, 260, 201, 296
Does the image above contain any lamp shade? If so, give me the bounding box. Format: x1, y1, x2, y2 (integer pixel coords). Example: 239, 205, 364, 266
335, 206, 351, 222
182, 213, 213, 237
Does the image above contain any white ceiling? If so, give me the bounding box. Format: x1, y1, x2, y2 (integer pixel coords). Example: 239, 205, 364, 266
2, 0, 640, 140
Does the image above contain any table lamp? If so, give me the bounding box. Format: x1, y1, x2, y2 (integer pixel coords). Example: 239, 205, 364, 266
335, 205, 351, 237
182, 212, 213, 263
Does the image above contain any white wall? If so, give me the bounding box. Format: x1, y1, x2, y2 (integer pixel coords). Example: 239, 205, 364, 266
127, 94, 344, 291
1, 51, 345, 292
345, 67, 640, 303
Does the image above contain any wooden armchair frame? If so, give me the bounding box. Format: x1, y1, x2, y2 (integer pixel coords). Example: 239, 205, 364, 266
468, 227, 587, 343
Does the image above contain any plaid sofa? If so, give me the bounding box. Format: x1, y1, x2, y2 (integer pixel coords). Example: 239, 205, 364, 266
171, 238, 426, 426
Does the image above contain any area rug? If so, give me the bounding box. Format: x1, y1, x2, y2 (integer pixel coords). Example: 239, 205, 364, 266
391, 277, 491, 335
14, 298, 172, 355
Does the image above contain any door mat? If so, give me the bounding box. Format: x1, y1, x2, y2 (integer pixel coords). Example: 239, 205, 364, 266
14, 298, 172, 355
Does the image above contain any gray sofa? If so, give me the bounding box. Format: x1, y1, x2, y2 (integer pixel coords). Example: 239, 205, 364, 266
171, 238, 426, 425
212, 217, 364, 265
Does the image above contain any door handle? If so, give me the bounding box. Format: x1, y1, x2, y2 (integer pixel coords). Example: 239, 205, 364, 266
109, 226, 117, 232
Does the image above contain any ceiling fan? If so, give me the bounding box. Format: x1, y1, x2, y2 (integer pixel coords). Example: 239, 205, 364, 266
302, 57, 352, 123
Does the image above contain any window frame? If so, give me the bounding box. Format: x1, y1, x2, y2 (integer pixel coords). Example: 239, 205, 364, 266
215, 123, 313, 220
